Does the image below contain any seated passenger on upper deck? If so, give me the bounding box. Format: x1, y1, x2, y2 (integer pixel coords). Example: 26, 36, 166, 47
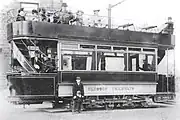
72, 10, 84, 26
38, 8, 47, 22
59, 3, 75, 24
16, 8, 26, 21
47, 11, 55, 23
31, 9, 39, 21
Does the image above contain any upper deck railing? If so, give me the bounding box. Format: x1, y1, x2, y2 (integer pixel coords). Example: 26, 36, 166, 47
6, 8, 171, 34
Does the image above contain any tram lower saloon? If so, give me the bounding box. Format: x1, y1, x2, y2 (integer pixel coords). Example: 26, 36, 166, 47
55, 42, 158, 109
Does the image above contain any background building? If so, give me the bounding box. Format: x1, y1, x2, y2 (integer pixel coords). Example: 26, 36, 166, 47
0, 10, 11, 88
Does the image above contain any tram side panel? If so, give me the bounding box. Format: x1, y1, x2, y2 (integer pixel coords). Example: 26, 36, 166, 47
58, 71, 157, 97
7, 74, 57, 103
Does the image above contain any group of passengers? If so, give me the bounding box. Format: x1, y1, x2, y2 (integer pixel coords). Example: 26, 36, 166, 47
16, 3, 103, 27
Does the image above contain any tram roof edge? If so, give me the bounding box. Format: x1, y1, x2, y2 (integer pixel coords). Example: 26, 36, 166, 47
7, 21, 174, 48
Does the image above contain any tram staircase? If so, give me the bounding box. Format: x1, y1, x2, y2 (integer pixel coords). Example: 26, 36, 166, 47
12, 40, 37, 73
13, 39, 55, 73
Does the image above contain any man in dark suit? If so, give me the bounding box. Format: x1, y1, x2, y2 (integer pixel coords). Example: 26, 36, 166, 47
72, 76, 84, 113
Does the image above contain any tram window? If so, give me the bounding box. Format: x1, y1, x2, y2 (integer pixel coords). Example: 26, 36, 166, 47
80, 44, 95, 49
62, 51, 96, 70
97, 46, 111, 50
97, 52, 126, 71
143, 48, 155, 52
113, 47, 126, 51
128, 53, 155, 71
128, 48, 141, 51
61, 43, 79, 50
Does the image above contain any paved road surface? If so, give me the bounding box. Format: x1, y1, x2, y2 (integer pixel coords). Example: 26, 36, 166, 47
0, 89, 180, 120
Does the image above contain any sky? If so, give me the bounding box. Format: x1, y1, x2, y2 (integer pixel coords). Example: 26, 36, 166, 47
0, 0, 179, 76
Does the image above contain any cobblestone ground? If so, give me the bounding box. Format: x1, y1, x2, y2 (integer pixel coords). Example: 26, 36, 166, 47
0, 89, 180, 120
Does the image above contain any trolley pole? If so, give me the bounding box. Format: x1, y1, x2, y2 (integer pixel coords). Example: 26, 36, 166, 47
108, 4, 112, 29
108, 0, 127, 29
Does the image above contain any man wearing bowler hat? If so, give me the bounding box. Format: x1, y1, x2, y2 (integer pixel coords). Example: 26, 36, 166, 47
72, 76, 84, 113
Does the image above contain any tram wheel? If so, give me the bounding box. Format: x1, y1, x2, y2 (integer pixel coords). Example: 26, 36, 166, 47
52, 101, 63, 109
52, 102, 58, 108
129, 103, 135, 109
104, 103, 114, 110
114, 103, 118, 109
141, 102, 149, 108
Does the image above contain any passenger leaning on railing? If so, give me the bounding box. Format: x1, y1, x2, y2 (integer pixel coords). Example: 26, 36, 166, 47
16, 8, 26, 21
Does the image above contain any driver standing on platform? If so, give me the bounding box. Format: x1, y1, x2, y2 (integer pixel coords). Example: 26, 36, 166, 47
72, 76, 84, 113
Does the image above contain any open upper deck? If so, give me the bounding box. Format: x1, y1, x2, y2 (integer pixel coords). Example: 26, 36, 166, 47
7, 21, 174, 48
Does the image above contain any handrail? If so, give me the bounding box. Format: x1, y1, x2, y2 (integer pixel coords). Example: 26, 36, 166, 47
12, 41, 37, 73
21, 39, 29, 50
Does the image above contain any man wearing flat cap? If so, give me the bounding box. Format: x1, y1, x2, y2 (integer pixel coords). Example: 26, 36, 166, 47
72, 76, 84, 113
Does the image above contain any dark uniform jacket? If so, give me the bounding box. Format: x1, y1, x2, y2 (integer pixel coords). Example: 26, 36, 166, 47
72, 82, 84, 97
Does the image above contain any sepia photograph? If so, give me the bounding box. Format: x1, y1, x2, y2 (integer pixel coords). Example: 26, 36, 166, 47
0, 0, 179, 120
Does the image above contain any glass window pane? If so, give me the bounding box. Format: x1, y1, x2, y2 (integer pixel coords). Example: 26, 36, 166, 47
128, 47, 141, 52
61, 43, 79, 50
97, 46, 111, 50
143, 48, 155, 52
113, 47, 126, 51
62, 51, 95, 70
80, 44, 95, 49
128, 53, 155, 71
97, 52, 126, 71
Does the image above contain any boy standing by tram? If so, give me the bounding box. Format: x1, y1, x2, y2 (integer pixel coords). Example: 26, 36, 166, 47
72, 76, 84, 113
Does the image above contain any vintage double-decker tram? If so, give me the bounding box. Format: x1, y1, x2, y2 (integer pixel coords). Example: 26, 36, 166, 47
6, 5, 175, 109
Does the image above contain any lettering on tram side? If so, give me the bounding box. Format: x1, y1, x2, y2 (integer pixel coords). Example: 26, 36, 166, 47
87, 85, 135, 92
88, 86, 108, 91
112, 87, 134, 91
